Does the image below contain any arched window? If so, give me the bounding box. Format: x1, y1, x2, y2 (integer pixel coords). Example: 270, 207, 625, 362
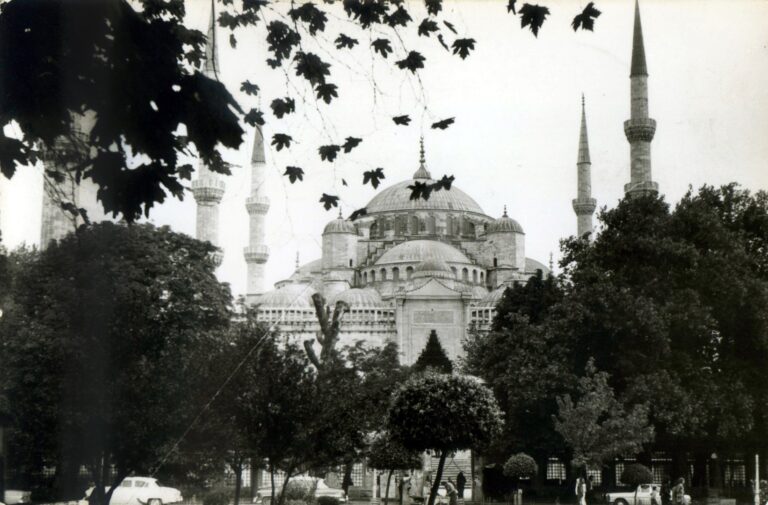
393, 267, 400, 281
370, 270, 376, 282
369, 221, 378, 238
419, 217, 427, 233
380, 268, 387, 280
451, 266, 458, 278
462, 268, 469, 282
472, 270, 478, 284
349, 259, 353, 267
364, 272, 368, 284
406, 266, 414, 280
480, 271, 485, 284
493, 257, 498, 267
409, 215, 419, 235
466, 221, 476, 237
427, 215, 436, 234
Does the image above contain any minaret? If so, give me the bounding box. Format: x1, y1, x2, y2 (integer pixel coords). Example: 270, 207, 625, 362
191, 2, 225, 263
572, 95, 596, 238
623, 0, 659, 197
244, 126, 270, 303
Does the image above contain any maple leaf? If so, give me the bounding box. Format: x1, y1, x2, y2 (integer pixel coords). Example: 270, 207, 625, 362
363, 167, 385, 189
392, 115, 411, 126
243, 0, 268, 10
244, 108, 265, 127
266, 21, 301, 65
385, 5, 412, 27
418, 18, 439, 37
240, 80, 260, 96
452, 38, 476, 59
507, 0, 517, 14
425, 0, 442, 15
343, 0, 387, 29
271, 133, 292, 151
349, 207, 368, 221
270, 97, 295, 118
431, 117, 455, 130
342, 178, 348, 186
343, 137, 362, 153
372, 38, 393, 58
288, 3, 328, 35
294, 51, 331, 85
229, 33, 237, 48
572, 2, 601, 32
319, 144, 341, 162
437, 34, 449, 51
315, 83, 339, 104
335, 33, 359, 49
408, 181, 433, 201
434, 174, 455, 191
283, 166, 304, 183
519, 3, 550, 37
320, 193, 340, 210
443, 20, 457, 33
396, 51, 425, 73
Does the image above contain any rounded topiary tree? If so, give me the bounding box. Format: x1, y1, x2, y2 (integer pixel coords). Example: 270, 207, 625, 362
368, 432, 423, 505
503, 453, 538, 489
620, 464, 654, 505
387, 373, 504, 505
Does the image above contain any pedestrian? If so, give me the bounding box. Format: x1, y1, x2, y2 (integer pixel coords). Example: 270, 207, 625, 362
445, 479, 459, 505
456, 472, 466, 499
575, 477, 587, 505
671, 478, 685, 505
651, 486, 662, 505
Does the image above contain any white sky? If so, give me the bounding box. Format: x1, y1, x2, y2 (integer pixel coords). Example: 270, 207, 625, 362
2, 0, 768, 298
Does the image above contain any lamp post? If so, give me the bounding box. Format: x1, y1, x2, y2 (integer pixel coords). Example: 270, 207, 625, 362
755, 454, 760, 505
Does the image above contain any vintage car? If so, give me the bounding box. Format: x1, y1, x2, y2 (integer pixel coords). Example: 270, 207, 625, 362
606, 484, 690, 505
254, 476, 346, 504
85, 476, 183, 505
3, 489, 32, 505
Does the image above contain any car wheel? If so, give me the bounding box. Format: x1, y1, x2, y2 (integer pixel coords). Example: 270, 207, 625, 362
148, 499, 163, 505
615, 500, 629, 505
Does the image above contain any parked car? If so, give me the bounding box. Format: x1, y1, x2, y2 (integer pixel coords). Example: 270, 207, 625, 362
606, 484, 690, 505
254, 476, 346, 504
3, 490, 31, 505
84, 476, 183, 505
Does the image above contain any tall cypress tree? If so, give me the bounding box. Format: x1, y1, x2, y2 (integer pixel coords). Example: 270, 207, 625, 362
413, 330, 453, 374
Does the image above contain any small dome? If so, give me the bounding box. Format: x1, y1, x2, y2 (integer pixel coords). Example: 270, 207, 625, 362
478, 285, 508, 308
412, 258, 454, 280
328, 288, 383, 308
486, 207, 524, 234
525, 257, 550, 276
323, 216, 357, 235
256, 283, 317, 308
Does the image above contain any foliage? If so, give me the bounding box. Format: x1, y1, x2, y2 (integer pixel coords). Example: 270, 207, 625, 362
368, 432, 423, 472
620, 464, 654, 487
281, 479, 317, 503
413, 330, 453, 374
203, 488, 232, 505
317, 497, 339, 505
0, 222, 232, 504
503, 453, 538, 480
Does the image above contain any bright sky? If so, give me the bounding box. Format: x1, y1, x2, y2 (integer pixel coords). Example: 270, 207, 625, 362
2, 0, 768, 298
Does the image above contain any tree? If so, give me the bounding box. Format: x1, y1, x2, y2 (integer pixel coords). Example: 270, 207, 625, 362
413, 330, 453, 374
0, 222, 232, 504
620, 464, 654, 505
553, 359, 654, 476
388, 373, 504, 505
367, 433, 422, 505
503, 453, 538, 490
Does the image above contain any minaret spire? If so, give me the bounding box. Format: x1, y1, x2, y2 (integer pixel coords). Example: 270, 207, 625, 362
244, 124, 270, 303
413, 136, 432, 179
203, 0, 220, 80
572, 95, 596, 238
624, 0, 658, 197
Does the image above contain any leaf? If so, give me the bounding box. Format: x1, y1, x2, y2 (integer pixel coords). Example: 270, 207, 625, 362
396, 51, 425, 73
363, 167, 385, 189
284, 166, 304, 183
288, 2, 328, 35
266, 21, 301, 65
408, 181, 433, 201
240, 80, 260, 96
349, 207, 368, 221
431, 117, 455, 130
343, 0, 388, 29
272, 133, 292, 151
418, 18, 439, 37
243, 0, 268, 10
452, 38, 476, 59
385, 5, 412, 27
320, 193, 340, 210
229, 33, 237, 48
519, 3, 550, 37
434, 174, 455, 191
342, 137, 362, 153
443, 20, 457, 33
372, 38, 393, 58
572, 2, 601, 32
319, 144, 341, 162
294, 52, 331, 85
425, 0, 442, 16
315, 83, 339, 104
437, 34, 449, 51
392, 115, 411, 126
335, 33, 359, 49
342, 178, 348, 186
507, 0, 517, 14
271, 97, 296, 118
244, 108, 265, 127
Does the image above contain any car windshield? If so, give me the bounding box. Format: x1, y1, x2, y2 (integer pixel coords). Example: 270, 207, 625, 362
316, 481, 328, 489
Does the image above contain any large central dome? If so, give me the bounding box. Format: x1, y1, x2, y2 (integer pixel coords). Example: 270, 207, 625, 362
366, 178, 485, 215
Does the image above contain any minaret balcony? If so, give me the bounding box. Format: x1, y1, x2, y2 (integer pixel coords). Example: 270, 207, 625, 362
244, 245, 270, 264
624, 118, 656, 142
624, 180, 659, 196
191, 179, 225, 204
572, 198, 597, 215
246, 196, 270, 214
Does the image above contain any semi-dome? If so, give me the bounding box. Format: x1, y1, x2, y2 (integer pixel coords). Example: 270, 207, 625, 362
328, 288, 383, 308
256, 283, 317, 308
412, 258, 454, 280
486, 208, 524, 234
323, 216, 357, 234
478, 285, 508, 308
375, 240, 472, 266
366, 179, 485, 215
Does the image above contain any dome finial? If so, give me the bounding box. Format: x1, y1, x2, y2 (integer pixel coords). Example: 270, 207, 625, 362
338, 206, 343, 219
413, 136, 432, 179
503, 205, 508, 217
295, 251, 300, 271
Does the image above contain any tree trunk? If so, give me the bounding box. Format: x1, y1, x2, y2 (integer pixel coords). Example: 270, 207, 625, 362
343, 462, 354, 496
427, 451, 448, 505
234, 462, 243, 505
384, 470, 393, 505
270, 464, 277, 505
277, 469, 295, 505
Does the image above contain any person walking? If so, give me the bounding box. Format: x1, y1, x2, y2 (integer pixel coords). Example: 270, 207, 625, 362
445, 479, 459, 505
456, 472, 466, 500
575, 477, 587, 505
651, 486, 662, 505
671, 478, 685, 505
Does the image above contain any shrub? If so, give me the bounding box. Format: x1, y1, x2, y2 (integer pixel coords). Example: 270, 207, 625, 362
282, 479, 317, 503
503, 453, 538, 480
203, 488, 230, 505
620, 464, 654, 487
317, 497, 340, 505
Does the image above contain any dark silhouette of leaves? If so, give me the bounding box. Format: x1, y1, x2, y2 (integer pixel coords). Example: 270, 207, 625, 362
315, 83, 339, 104
284, 166, 304, 183
218, 11, 239, 29
396, 51, 425, 72
418, 18, 439, 37
434, 174, 455, 191
372, 38, 393, 58
363, 167, 385, 189
229, 33, 237, 48
507, 0, 517, 14
240, 80, 260, 96
289, 3, 328, 35
335, 33, 359, 49
272, 133, 292, 151
519, 3, 550, 37
271, 97, 296, 118
243, 0, 268, 10
452, 38, 476, 59
266, 21, 301, 66
443, 20, 457, 33
320, 193, 339, 210
431, 117, 455, 130
408, 181, 433, 201
244, 108, 265, 126
294, 51, 331, 85
393, 115, 411, 126
343, 0, 387, 29
572, 2, 601, 32
349, 207, 368, 221
319, 144, 341, 162
425, 0, 442, 16
343, 137, 362, 153
342, 178, 348, 186
437, 33, 449, 50
385, 6, 412, 27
